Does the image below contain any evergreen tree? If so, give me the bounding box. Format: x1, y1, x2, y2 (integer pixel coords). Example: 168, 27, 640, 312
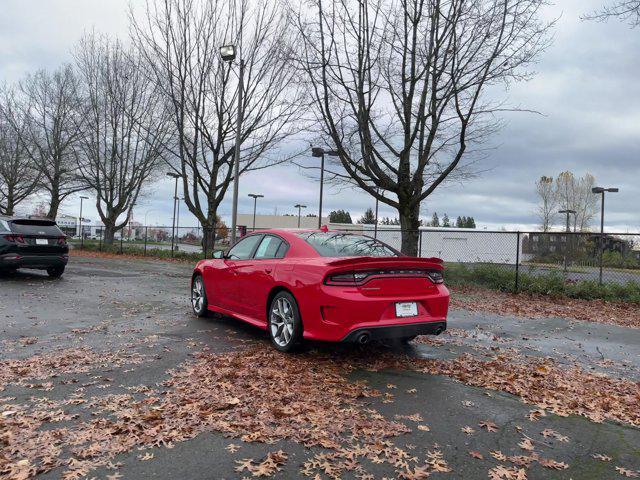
456, 216, 463, 228
430, 212, 440, 227
442, 213, 451, 227
329, 210, 353, 224
467, 217, 476, 228
357, 207, 377, 224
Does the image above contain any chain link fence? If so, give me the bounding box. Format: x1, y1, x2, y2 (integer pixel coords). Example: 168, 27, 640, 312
67, 223, 640, 290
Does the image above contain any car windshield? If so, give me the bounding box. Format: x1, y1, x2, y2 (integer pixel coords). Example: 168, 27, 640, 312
298, 232, 398, 257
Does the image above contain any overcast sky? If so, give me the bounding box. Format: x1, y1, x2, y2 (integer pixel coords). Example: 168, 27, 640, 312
1, 0, 639, 232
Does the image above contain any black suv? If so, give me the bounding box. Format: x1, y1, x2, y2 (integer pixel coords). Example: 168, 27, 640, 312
0, 216, 69, 278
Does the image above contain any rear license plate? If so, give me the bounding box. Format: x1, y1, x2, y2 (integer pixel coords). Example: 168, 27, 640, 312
35, 239, 49, 245
395, 302, 418, 318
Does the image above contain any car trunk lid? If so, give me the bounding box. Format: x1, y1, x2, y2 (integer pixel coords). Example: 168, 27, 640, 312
324, 257, 444, 297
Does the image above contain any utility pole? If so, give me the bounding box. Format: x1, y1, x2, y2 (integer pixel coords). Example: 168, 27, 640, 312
559, 209, 576, 273
167, 172, 181, 254
294, 204, 307, 228
592, 187, 619, 285
221, 45, 245, 245
78, 196, 88, 248
311, 147, 338, 228
248, 194, 264, 231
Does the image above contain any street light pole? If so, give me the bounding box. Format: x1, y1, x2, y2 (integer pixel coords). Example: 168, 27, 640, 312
167, 172, 181, 254
221, 45, 244, 246
592, 187, 619, 285
78, 196, 88, 248
311, 147, 338, 228
248, 194, 264, 231
294, 204, 307, 228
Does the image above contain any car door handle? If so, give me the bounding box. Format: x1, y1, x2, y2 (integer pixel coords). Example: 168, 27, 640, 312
264, 268, 272, 274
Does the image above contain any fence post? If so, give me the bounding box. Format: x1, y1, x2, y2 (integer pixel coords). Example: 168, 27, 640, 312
144, 227, 148, 256
418, 230, 422, 257
99, 229, 103, 252
120, 234, 123, 254
515, 231, 521, 293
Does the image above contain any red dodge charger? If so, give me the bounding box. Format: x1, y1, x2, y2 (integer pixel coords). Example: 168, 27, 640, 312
191, 228, 449, 352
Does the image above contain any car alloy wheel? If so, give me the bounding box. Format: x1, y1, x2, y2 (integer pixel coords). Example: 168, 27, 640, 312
270, 297, 295, 347
269, 292, 302, 351
191, 275, 208, 316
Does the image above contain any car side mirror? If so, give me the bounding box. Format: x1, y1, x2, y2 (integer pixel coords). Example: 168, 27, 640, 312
212, 250, 225, 259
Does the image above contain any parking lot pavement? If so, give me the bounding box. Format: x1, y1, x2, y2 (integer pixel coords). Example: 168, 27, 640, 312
1, 256, 639, 479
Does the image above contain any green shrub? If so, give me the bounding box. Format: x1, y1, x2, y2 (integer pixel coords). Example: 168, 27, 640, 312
445, 262, 640, 303
71, 242, 208, 262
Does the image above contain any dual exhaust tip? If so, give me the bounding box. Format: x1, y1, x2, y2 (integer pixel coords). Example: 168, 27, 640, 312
355, 325, 444, 345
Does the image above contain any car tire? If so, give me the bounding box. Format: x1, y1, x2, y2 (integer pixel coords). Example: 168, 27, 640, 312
400, 335, 417, 344
191, 274, 208, 317
47, 266, 65, 278
268, 291, 303, 353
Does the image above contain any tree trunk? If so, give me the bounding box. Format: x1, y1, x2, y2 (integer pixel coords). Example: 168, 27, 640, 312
399, 203, 421, 257
103, 223, 116, 245
46, 196, 60, 220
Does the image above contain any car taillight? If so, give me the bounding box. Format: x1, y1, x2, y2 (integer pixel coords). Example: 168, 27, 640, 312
57, 237, 67, 245
325, 271, 373, 285
426, 270, 444, 284
2, 234, 25, 244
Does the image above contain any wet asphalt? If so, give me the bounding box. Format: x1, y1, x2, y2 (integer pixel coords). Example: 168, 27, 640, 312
1, 256, 639, 479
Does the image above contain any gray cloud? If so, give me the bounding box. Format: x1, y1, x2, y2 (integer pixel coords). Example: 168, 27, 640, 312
3, 0, 639, 232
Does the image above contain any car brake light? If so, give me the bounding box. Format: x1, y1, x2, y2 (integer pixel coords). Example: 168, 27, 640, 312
2, 234, 25, 244
426, 270, 444, 284
57, 237, 67, 245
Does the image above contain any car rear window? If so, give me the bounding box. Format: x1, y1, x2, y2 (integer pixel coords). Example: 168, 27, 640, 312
297, 232, 398, 257
9, 220, 64, 236
0, 220, 9, 232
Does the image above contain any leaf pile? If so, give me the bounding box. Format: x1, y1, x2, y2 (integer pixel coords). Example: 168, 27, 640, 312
0, 347, 412, 479
451, 285, 640, 328
420, 353, 640, 426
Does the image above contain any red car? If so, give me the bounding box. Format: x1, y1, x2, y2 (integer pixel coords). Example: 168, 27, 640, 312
191, 229, 449, 352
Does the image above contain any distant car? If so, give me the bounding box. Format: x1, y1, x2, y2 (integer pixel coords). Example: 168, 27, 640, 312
0, 217, 69, 278
191, 228, 449, 352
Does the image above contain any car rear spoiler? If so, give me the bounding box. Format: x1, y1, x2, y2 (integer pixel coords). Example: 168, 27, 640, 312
326, 256, 444, 270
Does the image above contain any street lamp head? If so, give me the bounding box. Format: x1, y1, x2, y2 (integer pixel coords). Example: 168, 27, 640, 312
294, 204, 307, 209
559, 209, 576, 214
312, 147, 339, 157
166, 172, 181, 179
606, 188, 619, 193
592, 187, 605, 194
80, 196, 89, 200
248, 193, 264, 199
220, 45, 236, 62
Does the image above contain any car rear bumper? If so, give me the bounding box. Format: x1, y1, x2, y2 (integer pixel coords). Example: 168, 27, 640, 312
341, 321, 446, 343
299, 283, 450, 342
0, 253, 68, 269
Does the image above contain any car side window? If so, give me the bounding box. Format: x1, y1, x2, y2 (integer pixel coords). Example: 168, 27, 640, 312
227, 235, 262, 260
274, 241, 288, 259
254, 235, 284, 259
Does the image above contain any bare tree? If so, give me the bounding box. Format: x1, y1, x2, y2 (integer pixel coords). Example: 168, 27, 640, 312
0, 90, 40, 216
296, 0, 553, 255
14, 65, 86, 219
584, 1, 640, 26
535, 175, 556, 232
130, 0, 304, 249
555, 171, 598, 232
74, 34, 170, 244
